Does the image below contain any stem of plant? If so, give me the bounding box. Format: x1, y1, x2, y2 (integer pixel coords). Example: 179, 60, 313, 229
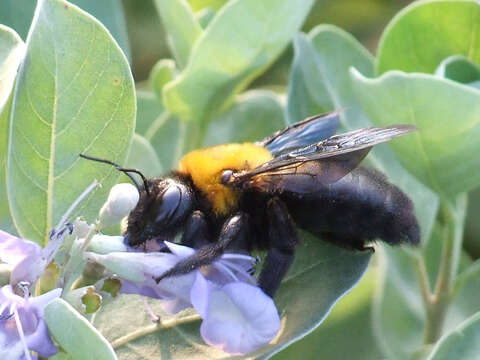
111, 314, 201, 349
422, 199, 465, 344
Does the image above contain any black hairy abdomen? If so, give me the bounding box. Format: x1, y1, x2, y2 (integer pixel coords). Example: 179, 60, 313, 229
280, 167, 420, 249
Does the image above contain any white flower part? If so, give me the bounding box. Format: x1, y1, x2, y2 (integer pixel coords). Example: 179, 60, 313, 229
87, 235, 128, 254
193, 279, 281, 355
99, 183, 139, 228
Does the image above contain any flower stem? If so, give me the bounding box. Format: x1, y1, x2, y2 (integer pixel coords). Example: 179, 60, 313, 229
111, 313, 201, 349
422, 198, 466, 344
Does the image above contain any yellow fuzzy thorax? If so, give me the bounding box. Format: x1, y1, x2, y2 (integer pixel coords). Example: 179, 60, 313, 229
177, 143, 273, 215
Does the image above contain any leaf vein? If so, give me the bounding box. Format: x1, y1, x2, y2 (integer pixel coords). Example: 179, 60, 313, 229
14, 125, 49, 161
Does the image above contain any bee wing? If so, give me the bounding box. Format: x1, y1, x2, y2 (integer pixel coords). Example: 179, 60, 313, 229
258, 111, 340, 156
231, 125, 416, 193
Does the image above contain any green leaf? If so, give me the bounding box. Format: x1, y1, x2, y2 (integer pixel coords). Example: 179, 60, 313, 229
286, 25, 373, 125
288, 26, 438, 244
136, 90, 164, 136
427, 312, 480, 360
149, 59, 176, 100
0, 25, 24, 111
273, 266, 384, 360
145, 112, 182, 170
204, 89, 285, 146
196, 7, 216, 29
71, 0, 131, 62
124, 134, 162, 178
188, 0, 227, 12
436, 55, 480, 84
7, 0, 135, 245
373, 198, 477, 360
154, 0, 203, 69
163, 0, 314, 123
377, 0, 480, 75
0, 25, 24, 234
0, 0, 130, 60
0, 97, 16, 235
45, 298, 117, 360
93, 231, 371, 359
350, 68, 480, 198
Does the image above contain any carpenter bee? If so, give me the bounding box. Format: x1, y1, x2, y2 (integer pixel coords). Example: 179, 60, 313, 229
80, 111, 420, 297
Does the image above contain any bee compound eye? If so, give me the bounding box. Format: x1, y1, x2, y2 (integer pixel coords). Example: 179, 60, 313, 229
221, 170, 233, 184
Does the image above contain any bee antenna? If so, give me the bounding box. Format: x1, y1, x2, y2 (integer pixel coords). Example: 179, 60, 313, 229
79, 154, 150, 195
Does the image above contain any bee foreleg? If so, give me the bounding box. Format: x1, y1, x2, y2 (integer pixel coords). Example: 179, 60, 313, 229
155, 213, 249, 283
180, 211, 211, 249
259, 197, 298, 298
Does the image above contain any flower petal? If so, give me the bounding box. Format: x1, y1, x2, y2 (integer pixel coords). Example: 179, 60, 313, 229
28, 288, 62, 317
190, 272, 212, 318
24, 319, 58, 357
0, 231, 41, 267
199, 282, 280, 355
164, 241, 195, 258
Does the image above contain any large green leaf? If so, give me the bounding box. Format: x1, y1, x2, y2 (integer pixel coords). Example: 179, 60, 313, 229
0, 97, 16, 234
377, 0, 480, 75
154, 0, 202, 69
45, 298, 117, 360
204, 89, 285, 146
350, 69, 480, 198
7, 0, 135, 245
0, 25, 24, 234
427, 312, 480, 360
288, 26, 438, 244
0, 0, 131, 60
163, 0, 314, 123
93, 231, 371, 359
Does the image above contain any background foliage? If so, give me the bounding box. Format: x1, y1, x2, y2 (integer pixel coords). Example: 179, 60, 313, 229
1, 0, 480, 359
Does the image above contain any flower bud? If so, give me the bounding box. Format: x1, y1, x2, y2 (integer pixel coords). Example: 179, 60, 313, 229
98, 183, 139, 228
87, 234, 128, 254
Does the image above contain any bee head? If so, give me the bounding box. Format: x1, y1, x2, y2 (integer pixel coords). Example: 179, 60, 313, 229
125, 178, 194, 246
78, 154, 195, 247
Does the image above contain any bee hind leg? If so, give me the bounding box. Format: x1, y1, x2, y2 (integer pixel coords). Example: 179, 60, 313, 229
259, 197, 299, 298
154, 213, 249, 283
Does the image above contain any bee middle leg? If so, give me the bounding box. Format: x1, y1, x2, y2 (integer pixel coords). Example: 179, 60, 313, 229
259, 197, 299, 298
154, 213, 249, 283
180, 211, 211, 249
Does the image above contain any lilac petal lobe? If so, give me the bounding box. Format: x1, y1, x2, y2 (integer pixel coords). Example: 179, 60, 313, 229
24, 319, 58, 357
29, 288, 62, 316
0, 231, 42, 267
164, 241, 195, 258
200, 282, 280, 355
190, 272, 211, 318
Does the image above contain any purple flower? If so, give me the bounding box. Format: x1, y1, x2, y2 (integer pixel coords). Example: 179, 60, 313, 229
0, 230, 67, 360
0, 284, 61, 360
192, 274, 280, 355
87, 241, 281, 354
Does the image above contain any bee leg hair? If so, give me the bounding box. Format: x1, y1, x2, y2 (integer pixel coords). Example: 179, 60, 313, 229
258, 197, 298, 298
155, 212, 249, 283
